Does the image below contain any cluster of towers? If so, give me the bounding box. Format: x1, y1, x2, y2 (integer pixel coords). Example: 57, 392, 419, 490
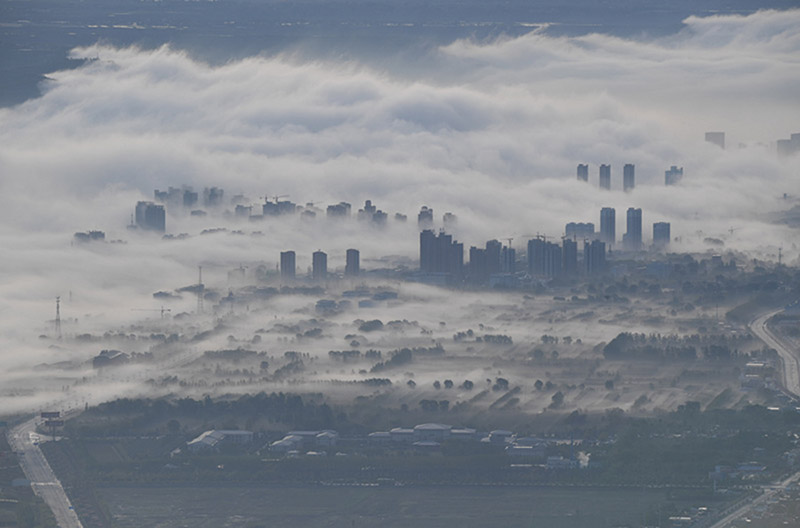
577, 163, 635, 192
279, 249, 360, 281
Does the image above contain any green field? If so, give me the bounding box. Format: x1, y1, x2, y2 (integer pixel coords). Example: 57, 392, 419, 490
97, 485, 695, 528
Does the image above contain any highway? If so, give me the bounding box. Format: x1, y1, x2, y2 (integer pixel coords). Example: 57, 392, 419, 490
749, 309, 800, 397
6, 416, 83, 528
706, 470, 800, 528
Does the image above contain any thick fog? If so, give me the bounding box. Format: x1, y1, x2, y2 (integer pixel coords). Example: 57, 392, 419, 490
0, 9, 798, 414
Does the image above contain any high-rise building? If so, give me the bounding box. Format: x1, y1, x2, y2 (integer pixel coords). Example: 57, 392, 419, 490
665, 166, 683, 186
418, 206, 434, 229
528, 238, 562, 278
203, 187, 224, 207
624, 207, 643, 251
443, 212, 457, 229
312, 251, 327, 280
420, 230, 463, 276
584, 240, 606, 274
705, 132, 725, 149
653, 222, 671, 249
135, 201, 166, 232
501, 246, 516, 274
599, 164, 611, 190
565, 222, 595, 240
623, 164, 635, 192
777, 133, 800, 157
345, 249, 360, 276
600, 207, 615, 248
562, 238, 578, 275
577, 164, 589, 182
485, 239, 502, 275
327, 202, 351, 218
280, 251, 296, 280
469, 246, 488, 284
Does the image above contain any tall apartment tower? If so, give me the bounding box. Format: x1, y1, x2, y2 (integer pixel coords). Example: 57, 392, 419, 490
312, 250, 327, 280
653, 222, 671, 249
599, 164, 611, 190
419, 230, 463, 276
345, 249, 360, 276
584, 240, 606, 274
600, 207, 616, 249
623, 164, 635, 192
705, 132, 725, 149
135, 201, 166, 232
665, 166, 683, 186
624, 208, 643, 251
280, 251, 296, 280
562, 238, 578, 275
577, 164, 589, 182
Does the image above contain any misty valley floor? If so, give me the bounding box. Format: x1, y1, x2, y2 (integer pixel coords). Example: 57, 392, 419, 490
96, 485, 686, 528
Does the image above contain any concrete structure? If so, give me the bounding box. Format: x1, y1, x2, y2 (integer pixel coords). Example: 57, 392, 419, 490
565, 222, 595, 240
312, 250, 327, 280
665, 165, 683, 186
623, 163, 635, 192
135, 201, 166, 232
280, 250, 296, 280
562, 238, 578, 275
705, 131, 725, 149
599, 164, 611, 190
577, 163, 589, 182
420, 229, 463, 276
600, 207, 615, 248
624, 207, 643, 251
653, 222, 670, 249
345, 248, 360, 276
528, 238, 562, 278
777, 133, 800, 157
417, 206, 434, 229
584, 239, 606, 274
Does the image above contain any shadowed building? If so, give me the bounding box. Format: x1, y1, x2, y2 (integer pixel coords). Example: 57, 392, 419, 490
312, 250, 327, 280
565, 222, 595, 240
653, 222, 671, 249
280, 251, 296, 280
584, 239, 606, 274
623, 164, 635, 192
345, 249, 360, 276
624, 207, 643, 251
665, 165, 683, 186
577, 163, 589, 182
599, 164, 611, 190
705, 132, 725, 149
600, 207, 615, 249
135, 201, 166, 232
562, 238, 578, 275
528, 238, 562, 278
420, 230, 463, 276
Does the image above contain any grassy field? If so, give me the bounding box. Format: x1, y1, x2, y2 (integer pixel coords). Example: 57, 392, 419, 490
97, 485, 697, 528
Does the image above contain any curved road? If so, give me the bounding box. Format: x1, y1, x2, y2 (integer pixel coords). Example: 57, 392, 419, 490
749, 309, 800, 397
6, 416, 83, 528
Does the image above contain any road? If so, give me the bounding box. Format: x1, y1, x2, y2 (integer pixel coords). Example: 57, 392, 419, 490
6, 416, 83, 528
706, 470, 800, 528
749, 309, 800, 397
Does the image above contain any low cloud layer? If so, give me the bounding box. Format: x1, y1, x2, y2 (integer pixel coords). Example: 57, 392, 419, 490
0, 9, 798, 413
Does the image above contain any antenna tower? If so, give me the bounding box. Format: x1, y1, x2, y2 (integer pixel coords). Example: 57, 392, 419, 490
197, 266, 204, 314
55, 296, 62, 339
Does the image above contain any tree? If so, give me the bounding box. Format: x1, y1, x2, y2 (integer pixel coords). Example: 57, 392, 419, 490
550, 391, 564, 408
534, 379, 544, 391
461, 380, 474, 390
443, 379, 454, 389
433, 380, 441, 389
605, 380, 614, 390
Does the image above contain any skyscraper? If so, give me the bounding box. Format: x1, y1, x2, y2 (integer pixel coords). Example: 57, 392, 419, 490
599, 164, 611, 190
528, 238, 562, 278
624, 208, 643, 251
623, 164, 635, 192
135, 201, 166, 232
280, 251, 296, 280
577, 164, 589, 182
418, 206, 434, 229
665, 166, 683, 186
584, 240, 606, 274
562, 238, 578, 275
600, 207, 615, 249
312, 250, 327, 280
705, 132, 725, 149
419, 230, 463, 276
485, 239, 502, 275
653, 222, 671, 249
345, 249, 360, 276
565, 222, 595, 240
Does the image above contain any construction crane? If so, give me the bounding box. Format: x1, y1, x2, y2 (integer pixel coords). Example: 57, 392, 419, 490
131, 306, 172, 319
